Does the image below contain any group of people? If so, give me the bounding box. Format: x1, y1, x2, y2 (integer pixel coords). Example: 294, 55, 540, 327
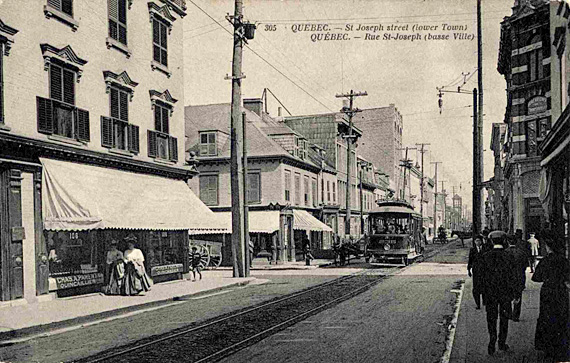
105, 234, 152, 296
467, 229, 569, 360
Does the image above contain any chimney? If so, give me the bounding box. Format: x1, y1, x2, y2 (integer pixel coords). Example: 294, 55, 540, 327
243, 98, 263, 116
278, 107, 282, 116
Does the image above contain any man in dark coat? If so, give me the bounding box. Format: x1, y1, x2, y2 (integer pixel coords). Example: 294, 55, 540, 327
505, 235, 529, 321
480, 230, 517, 355
468, 234, 485, 309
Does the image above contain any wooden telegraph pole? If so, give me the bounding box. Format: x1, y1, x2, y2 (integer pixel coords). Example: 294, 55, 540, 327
336, 90, 367, 239
227, 0, 255, 277
431, 161, 442, 234
416, 143, 430, 233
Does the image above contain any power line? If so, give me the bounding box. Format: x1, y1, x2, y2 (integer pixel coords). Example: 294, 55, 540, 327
187, 0, 336, 112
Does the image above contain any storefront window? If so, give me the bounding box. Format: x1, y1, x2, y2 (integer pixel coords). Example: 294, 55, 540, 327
47, 231, 98, 276
146, 231, 183, 267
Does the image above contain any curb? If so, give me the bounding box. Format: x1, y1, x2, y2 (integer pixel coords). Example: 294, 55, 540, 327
0, 279, 254, 342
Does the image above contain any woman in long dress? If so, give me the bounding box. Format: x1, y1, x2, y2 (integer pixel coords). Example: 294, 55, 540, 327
122, 235, 152, 296
104, 240, 124, 295
532, 230, 570, 361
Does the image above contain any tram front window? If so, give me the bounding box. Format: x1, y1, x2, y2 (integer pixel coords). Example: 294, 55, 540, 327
371, 214, 410, 234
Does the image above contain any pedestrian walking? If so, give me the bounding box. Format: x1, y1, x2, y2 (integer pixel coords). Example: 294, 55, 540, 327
467, 234, 485, 310
532, 229, 570, 361
189, 246, 203, 281
505, 235, 529, 321
480, 230, 517, 355
527, 232, 540, 273
104, 240, 124, 295
122, 234, 152, 295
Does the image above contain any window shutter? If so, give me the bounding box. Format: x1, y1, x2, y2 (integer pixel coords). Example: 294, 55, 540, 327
248, 173, 260, 203
153, 20, 161, 63
148, 130, 157, 157
76, 107, 90, 142
48, 0, 61, 10
108, 0, 118, 40
119, 90, 128, 121
154, 106, 161, 131
101, 116, 113, 147
37, 97, 54, 134
168, 136, 178, 161
161, 107, 169, 134
160, 23, 168, 66
63, 69, 75, 105
128, 124, 139, 153
110, 88, 119, 119
118, 0, 127, 45
61, 0, 73, 16
50, 65, 63, 102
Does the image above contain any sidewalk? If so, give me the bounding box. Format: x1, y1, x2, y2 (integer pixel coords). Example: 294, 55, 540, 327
0, 270, 255, 341
0, 259, 336, 342
451, 269, 546, 362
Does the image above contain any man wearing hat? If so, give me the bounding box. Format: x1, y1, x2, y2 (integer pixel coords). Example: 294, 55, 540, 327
480, 230, 517, 355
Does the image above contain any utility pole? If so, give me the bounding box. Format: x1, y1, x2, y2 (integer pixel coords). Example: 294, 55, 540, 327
226, 0, 255, 277
242, 112, 250, 277
416, 143, 430, 233
440, 180, 448, 229
476, 0, 484, 237
336, 90, 367, 239
398, 147, 416, 202
472, 88, 480, 238
431, 161, 442, 236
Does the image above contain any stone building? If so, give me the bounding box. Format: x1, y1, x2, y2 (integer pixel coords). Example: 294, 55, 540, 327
0, 0, 226, 303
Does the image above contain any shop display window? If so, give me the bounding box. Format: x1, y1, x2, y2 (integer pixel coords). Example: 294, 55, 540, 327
47, 231, 98, 276
146, 231, 183, 267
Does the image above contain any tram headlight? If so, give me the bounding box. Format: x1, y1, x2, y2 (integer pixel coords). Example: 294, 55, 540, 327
383, 243, 390, 251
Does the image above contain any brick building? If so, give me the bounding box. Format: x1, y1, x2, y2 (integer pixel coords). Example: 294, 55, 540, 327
498, 0, 550, 237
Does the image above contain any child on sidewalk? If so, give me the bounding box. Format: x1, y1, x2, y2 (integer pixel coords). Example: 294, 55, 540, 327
189, 246, 203, 281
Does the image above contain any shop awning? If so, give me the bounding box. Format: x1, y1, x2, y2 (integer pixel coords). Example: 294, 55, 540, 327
541, 134, 570, 167
40, 158, 227, 233
293, 209, 333, 232
212, 210, 281, 234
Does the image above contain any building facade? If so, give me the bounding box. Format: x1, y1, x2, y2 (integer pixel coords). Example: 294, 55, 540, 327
352, 105, 404, 199
283, 112, 365, 239
0, 0, 227, 303
185, 101, 333, 264
498, 0, 550, 238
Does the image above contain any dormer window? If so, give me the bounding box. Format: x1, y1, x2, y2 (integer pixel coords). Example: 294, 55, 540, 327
199, 131, 217, 156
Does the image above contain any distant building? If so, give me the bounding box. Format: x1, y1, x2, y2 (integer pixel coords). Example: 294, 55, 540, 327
352, 105, 404, 199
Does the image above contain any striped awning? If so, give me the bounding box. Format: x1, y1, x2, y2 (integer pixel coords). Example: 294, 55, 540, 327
293, 209, 333, 232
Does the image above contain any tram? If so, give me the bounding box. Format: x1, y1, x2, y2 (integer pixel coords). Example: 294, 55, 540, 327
364, 199, 424, 266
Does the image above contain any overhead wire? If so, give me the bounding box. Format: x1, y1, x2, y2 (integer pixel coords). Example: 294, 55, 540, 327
186, 0, 337, 112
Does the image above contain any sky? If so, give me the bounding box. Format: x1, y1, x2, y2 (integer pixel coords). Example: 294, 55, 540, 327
183, 0, 516, 210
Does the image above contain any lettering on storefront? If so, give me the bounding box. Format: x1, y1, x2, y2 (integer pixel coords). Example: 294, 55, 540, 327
151, 263, 183, 276
55, 273, 104, 289
527, 96, 548, 115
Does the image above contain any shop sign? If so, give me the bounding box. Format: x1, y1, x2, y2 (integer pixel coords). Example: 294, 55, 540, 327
55, 272, 104, 289
527, 96, 548, 115
151, 263, 183, 276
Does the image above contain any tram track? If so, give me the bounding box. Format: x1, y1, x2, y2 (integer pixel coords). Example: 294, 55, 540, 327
77, 272, 385, 363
